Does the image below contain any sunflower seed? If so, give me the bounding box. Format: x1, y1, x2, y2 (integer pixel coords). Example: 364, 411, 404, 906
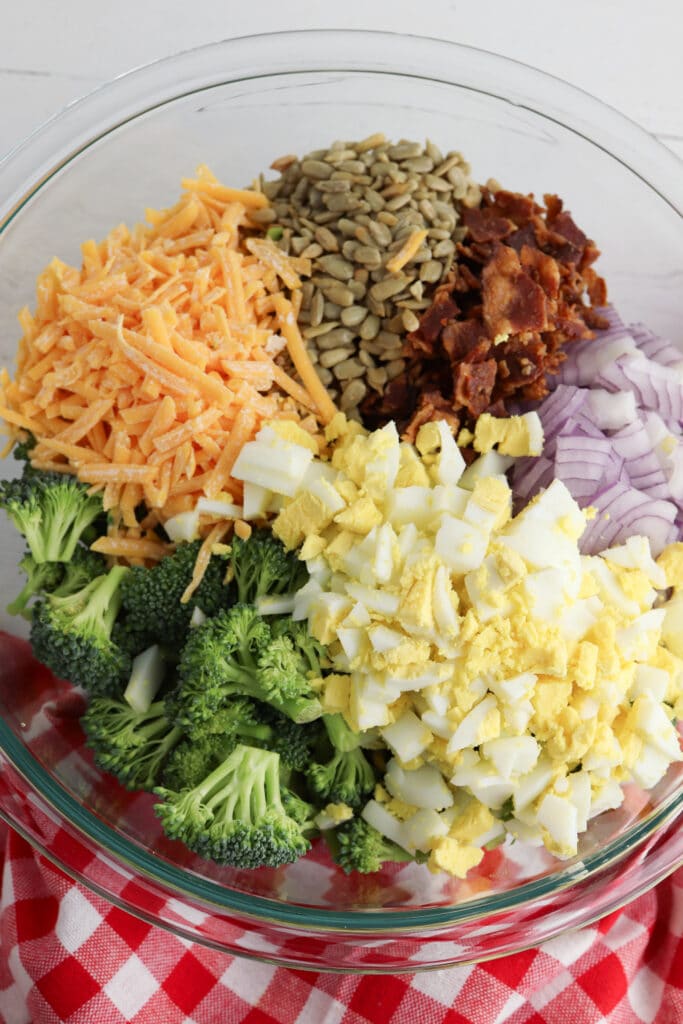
340, 379, 368, 409
341, 305, 368, 327
369, 277, 409, 302
319, 346, 354, 368
317, 255, 355, 281
385, 358, 406, 377
401, 308, 421, 332
321, 282, 355, 307
353, 245, 383, 268
359, 313, 381, 340
333, 358, 365, 381
259, 134, 476, 415
314, 226, 339, 252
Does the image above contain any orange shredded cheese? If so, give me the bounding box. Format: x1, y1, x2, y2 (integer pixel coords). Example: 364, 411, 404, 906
0, 169, 338, 571
180, 521, 231, 603
385, 228, 428, 273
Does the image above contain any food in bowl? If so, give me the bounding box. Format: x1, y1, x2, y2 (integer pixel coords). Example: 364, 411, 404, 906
0, 133, 680, 882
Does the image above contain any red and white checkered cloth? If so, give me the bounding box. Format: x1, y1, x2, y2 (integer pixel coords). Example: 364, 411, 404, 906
0, 825, 680, 1024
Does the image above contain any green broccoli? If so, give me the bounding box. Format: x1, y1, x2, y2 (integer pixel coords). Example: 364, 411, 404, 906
257, 706, 325, 773
30, 564, 131, 695
280, 786, 317, 836
51, 545, 107, 598
161, 733, 236, 791
0, 472, 104, 565
333, 817, 416, 874
230, 529, 307, 605
6, 552, 64, 616
272, 617, 328, 679
82, 697, 183, 791
255, 632, 324, 723
322, 712, 362, 753
154, 743, 311, 868
162, 697, 274, 788
119, 540, 232, 654
175, 604, 322, 729
12, 433, 36, 465
307, 748, 375, 809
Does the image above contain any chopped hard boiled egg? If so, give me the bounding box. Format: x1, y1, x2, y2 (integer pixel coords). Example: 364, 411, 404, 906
247, 415, 683, 875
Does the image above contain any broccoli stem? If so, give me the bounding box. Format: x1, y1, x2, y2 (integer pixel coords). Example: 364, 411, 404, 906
57, 564, 128, 637
324, 713, 361, 753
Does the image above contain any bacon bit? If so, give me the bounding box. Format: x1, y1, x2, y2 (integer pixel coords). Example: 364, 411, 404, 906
361, 188, 607, 438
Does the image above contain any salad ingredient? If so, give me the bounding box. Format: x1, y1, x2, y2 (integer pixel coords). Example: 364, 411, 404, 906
154, 743, 314, 868
362, 189, 607, 440
260, 135, 480, 414
0, 470, 103, 566
307, 713, 376, 809
229, 526, 308, 605
307, 746, 376, 809
7, 554, 63, 617
0, 167, 334, 546
82, 697, 184, 791
333, 816, 418, 875
173, 604, 324, 730
257, 414, 682, 863
118, 539, 232, 657
30, 564, 131, 696
123, 644, 166, 713
513, 309, 683, 555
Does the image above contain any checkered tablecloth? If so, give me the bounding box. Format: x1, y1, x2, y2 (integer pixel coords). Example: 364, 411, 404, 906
0, 825, 680, 1024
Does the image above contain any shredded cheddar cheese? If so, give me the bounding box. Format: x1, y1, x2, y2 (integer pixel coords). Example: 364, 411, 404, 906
0, 166, 337, 566
385, 228, 428, 274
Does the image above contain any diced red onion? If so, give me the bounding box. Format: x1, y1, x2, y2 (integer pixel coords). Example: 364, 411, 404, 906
509, 304, 683, 556
596, 354, 683, 427
554, 435, 620, 500
630, 323, 683, 372
609, 421, 670, 496
551, 333, 637, 388
580, 481, 677, 556
532, 385, 586, 439
585, 388, 637, 431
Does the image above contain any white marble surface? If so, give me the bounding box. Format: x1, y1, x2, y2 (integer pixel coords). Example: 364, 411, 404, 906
1, 0, 682, 162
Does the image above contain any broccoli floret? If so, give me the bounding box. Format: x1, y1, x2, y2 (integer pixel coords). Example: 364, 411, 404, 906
161, 733, 236, 791
230, 529, 307, 605
281, 787, 317, 835
51, 545, 107, 598
82, 697, 183, 791
12, 433, 37, 465
272, 617, 327, 679
0, 473, 104, 564
307, 748, 376, 809
255, 633, 324, 724
322, 712, 362, 753
30, 564, 130, 695
154, 743, 310, 868
257, 706, 325, 773
6, 552, 64, 616
119, 540, 231, 653
333, 817, 415, 874
175, 605, 322, 729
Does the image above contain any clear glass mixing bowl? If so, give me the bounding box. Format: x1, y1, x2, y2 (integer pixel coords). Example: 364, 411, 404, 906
0, 30, 680, 972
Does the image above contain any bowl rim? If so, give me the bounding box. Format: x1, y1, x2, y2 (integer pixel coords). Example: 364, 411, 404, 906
0, 28, 681, 934
1, 709, 681, 931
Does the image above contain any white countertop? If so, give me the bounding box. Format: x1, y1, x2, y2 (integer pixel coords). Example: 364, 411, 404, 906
1, 0, 682, 162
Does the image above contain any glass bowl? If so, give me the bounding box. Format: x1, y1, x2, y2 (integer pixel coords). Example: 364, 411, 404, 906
0, 30, 681, 972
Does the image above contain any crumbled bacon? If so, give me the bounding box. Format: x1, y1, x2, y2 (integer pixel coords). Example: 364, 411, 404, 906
360, 188, 607, 438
